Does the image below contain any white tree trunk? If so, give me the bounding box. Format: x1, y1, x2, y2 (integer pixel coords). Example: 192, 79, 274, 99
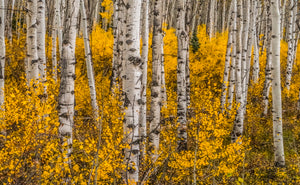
0, 0, 5, 107
227, 0, 237, 111
58, 0, 80, 182
252, 0, 260, 84
271, 0, 285, 167
123, 0, 142, 183
52, 0, 62, 81
263, 5, 272, 116
286, 0, 296, 90
221, 5, 233, 111
150, 0, 163, 161
27, 0, 39, 82
80, 0, 100, 122
281, 0, 287, 39
139, 0, 149, 162
231, 0, 245, 143
176, 0, 188, 151
208, 0, 215, 39
37, 0, 47, 90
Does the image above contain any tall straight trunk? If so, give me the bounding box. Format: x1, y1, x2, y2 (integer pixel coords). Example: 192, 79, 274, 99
286, 0, 296, 90
244, 0, 255, 106
0, 0, 5, 107
281, 0, 286, 39
231, 0, 245, 143
58, 0, 80, 182
80, 0, 100, 122
208, 0, 215, 39
186, 0, 191, 108
139, 0, 149, 164
263, 4, 272, 116
222, 0, 226, 32
52, 0, 61, 82
37, 0, 47, 89
227, 0, 237, 111
176, 0, 188, 152
221, 5, 233, 111
161, 40, 167, 104
270, 0, 285, 167
150, 0, 163, 161
252, 0, 260, 83
241, 0, 250, 91
5, 0, 14, 42
111, 0, 125, 89
27, 0, 39, 82
123, 0, 142, 183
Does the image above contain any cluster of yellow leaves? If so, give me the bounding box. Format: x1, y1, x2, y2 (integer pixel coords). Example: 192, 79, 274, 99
3, 20, 300, 184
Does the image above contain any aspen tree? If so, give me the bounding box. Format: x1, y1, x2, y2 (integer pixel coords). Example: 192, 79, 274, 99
286, 0, 296, 90
241, 0, 250, 92
52, 0, 62, 81
270, 0, 285, 167
139, 0, 149, 163
263, 3, 272, 116
80, 0, 100, 122
150, 0, 163, 162
122, 0, 142, 183
227, 0, 237, 110
252, 0, 260, 83
0, 0, 4, 107
281, 0, 286, 39
221, 3, 233, 110
176, 0, 188, 151
244, 0, 255, 106
27, 0, 39, 82
58, 0, 80, 181
208, 0, 216, 39
37, 0, 46, 90
231, 0, 245, 143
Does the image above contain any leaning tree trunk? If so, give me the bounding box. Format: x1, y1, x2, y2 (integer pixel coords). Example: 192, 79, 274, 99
80, 0, 100, 123
27, 0, 39, 83
270, 0, 285, 167
139, 0, 149, 163
122, 0, 142, 183
0, 0, 5, 107
58, 0, 80, 182
37, 0, 47, 91
176, 0, 188, 152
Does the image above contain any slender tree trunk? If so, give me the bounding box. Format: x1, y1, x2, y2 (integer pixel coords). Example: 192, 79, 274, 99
58, 0, 80, 182
176, 0, 188, 151
252, 0, 260, 83
52, 0, 61, 82
271, 0, 285, 167
80, 0, 100, 122
231, 0, 245, 143
139, 0, 149, 164
0, 0, 5, 107
150, 0, 163, 161
221, 5, 233, 111
281, 0, 286, 39
37, 0, 47, 91
27, 0, 39, 83
208, 0, 216, 39
123, 0, 142, 183
227, 0, 237, 111
286, 0, 296, 90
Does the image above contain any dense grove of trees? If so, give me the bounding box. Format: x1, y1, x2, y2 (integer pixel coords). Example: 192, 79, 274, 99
2, 0, 300, 184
